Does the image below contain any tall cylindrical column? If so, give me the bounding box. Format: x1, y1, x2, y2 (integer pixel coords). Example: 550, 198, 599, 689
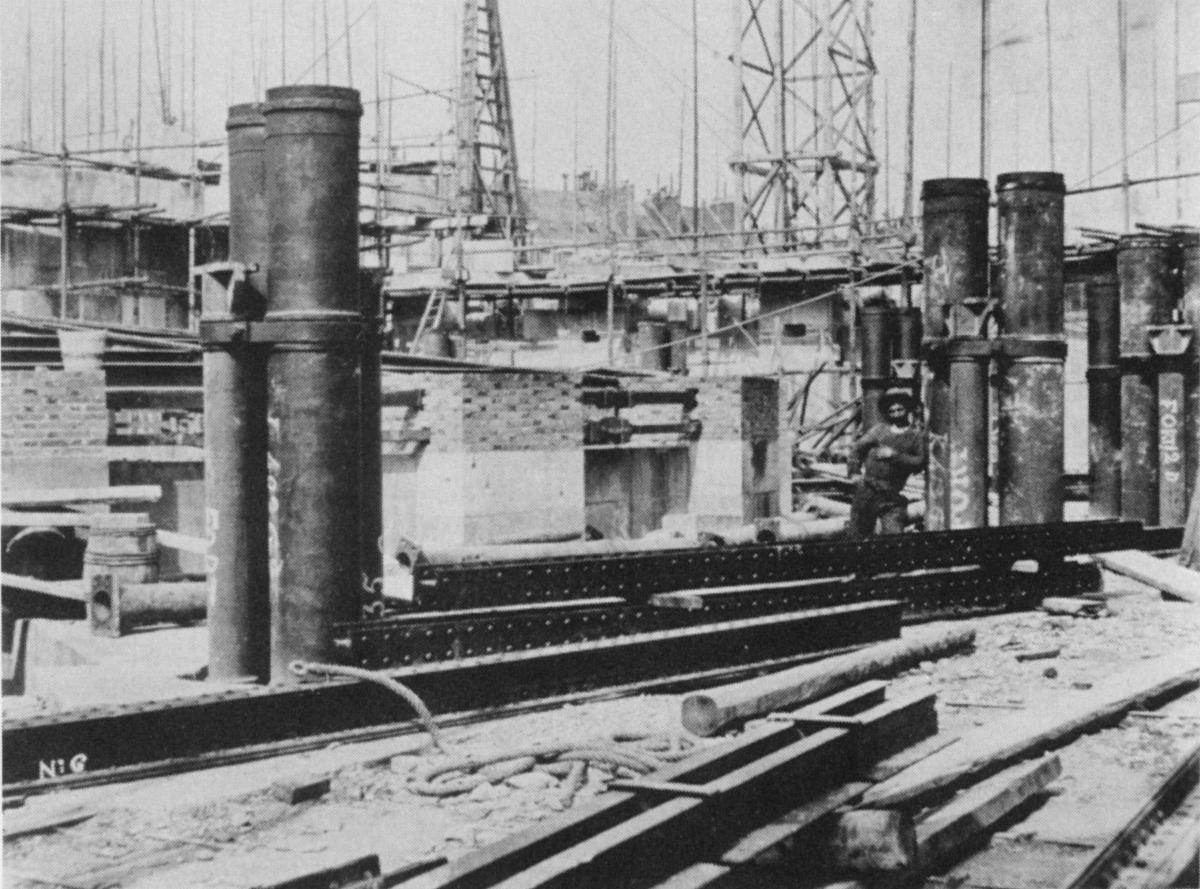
920, 179, 992, 338
1117, 235, 1171, 525
921, 178, 991, 530
1086, 275, 1121, 519
1180, 233, 1200, 507
995, 171, 1066, 525
859, 298, 894, 431
947, 344, 990, 528
997, 356, 1066, 523
359, 269, 385, 613
264, 85, 364, 683
204, 104, 270, 683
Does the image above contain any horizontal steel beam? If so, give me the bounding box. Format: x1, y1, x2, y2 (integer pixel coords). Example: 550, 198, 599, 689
412, 521, 1142, 609
340, 562, 1098, 670
2, 601, 899, 790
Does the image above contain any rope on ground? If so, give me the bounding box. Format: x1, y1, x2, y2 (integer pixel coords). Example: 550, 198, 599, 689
289, 660, 446, 753
409, 733, 696, 800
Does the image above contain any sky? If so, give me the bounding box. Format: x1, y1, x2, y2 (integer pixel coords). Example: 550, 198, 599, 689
2, 0, 1197, 235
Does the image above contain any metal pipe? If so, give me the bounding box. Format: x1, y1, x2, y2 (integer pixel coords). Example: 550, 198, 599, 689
893, 305, 922, 404
920, 178, 990, 530
264, 85, 364, 683
948, 347, 989, 528
920, 179, 990, 337
996, 171, 1066, 525
924, 365, 950, 531
397, 536, 702, 570
997, 357, 1065, 524
1117, 234, 1171, 524
360, 268, 385, 611
205, 103, 270, 683
1158, 364, 1187, 525
1086, 276, 1121, 519
996, 172, 1065, 338
1179, 232, 1200, 506
894, 307, 922, 362
859, 299, 893, 430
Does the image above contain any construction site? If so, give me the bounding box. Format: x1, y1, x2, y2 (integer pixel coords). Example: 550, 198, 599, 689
2, 1, 1200, 887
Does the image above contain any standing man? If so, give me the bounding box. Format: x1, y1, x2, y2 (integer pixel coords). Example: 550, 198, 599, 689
848, 388, 926, 536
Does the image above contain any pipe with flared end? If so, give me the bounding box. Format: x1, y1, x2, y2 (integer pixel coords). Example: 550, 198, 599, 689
995, 172, 1066, 526
264, 85, 366, 683
205, 103, 271, 684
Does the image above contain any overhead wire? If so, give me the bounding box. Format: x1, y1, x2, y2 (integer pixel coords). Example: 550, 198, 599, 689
1071, 110, 1200, 191
293, 0, 374, 85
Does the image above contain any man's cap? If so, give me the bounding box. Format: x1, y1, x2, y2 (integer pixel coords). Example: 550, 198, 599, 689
881, 388, 916, 412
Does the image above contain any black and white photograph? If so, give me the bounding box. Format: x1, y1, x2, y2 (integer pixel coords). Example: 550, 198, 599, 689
1, 0, 1198, 886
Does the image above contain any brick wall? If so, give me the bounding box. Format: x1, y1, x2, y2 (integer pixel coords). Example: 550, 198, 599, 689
1, 368, 107, 458
462, 372, 581, 452
382, 371, 583, 453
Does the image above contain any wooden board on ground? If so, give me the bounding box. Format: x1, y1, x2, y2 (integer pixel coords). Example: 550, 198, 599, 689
1093, 550, 1200, 604
820, 756, 1063, 889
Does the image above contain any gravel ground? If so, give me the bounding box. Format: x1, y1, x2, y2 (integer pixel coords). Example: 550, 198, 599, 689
4, 571, 1198, 889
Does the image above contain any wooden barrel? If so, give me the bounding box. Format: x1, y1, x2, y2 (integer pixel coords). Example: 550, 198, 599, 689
82, 513, 159, 586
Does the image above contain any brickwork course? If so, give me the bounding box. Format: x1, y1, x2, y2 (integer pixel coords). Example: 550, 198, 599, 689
1, 368, 108, 458
383, 370, 584, 454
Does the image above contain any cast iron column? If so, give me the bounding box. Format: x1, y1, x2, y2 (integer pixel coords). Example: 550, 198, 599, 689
359, 268, 385, 614
1180, 232, 1200, 506
995, 172, 1066, 526
921, 179, 991, 530
1117, 235, 1171, 525
204, 104, 270, 683
264, 85, 365, 682
1086, 274, 1121, 519
859, 297, 894, 431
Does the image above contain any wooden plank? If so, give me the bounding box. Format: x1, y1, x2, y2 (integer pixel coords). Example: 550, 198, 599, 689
913, 755, 1063, 866
1094, 550, 1200, 604
862, 650, 1200, 809
156, 529, 209, 554
410, 693, 935, 889
271, 777, 332, 805
717, 782, 871, 866
0, 572, 87, 602
681, 627, 974, 737
3, 803, 96, 839
1, 511, 102, 527
3, 485, 162, 508
865, 734, 961, 783
819, 757, 1062, 889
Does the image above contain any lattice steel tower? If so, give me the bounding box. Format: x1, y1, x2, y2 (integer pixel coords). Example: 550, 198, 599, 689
456, 0, 526, 238
732, 0, 878, 248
